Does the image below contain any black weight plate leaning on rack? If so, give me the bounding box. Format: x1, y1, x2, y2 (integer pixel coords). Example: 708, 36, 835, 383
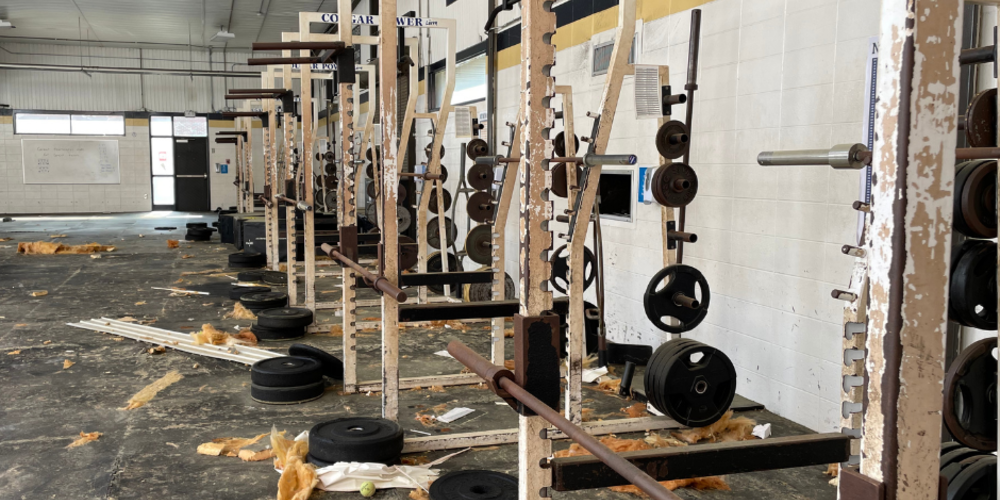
240, 291, 289, 312
399, 235, 418, 271
426, 251, 464, 296
651, 163, 699, 208
940, 454, 990, 486
238, 270, 266, 282
645, 339, 736, 427
288, 343, 344, 380
551, 162, 582, 198
262, 270, 288, 286
464, 224, 494, 265
428, 216, 458, 250
940, 447, 985, 470
465, 272, 515, 302
549, 244, 596, 294
644, 264, 710, 334
947, 456, 996, 500
468, 164, 494, 191
425, 143, 446, 159
953, 159, 997, 238
429, 470, 518, 500
257, 307, 314, 329
966, 88, 998, 148
467, 138, 489, 160
645, 338, 699, 412
553, 131, 580, 158
654, 120, 691, 160
943, 337, 997, 452
949, 240, 997, 330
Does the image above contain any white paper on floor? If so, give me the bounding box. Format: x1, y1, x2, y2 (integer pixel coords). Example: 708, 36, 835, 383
433, 350, 455, 359
752, 423, 771, 439
646, 404, 665, 417
435, 407, 474, 423
581, 367, 608, 383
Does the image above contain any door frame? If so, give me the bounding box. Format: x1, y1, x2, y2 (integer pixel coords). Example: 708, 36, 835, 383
148, 114, 212, 211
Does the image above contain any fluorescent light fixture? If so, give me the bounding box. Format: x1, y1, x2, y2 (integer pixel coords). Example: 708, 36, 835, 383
210, 30, 235, 42
0, 20, 15, 29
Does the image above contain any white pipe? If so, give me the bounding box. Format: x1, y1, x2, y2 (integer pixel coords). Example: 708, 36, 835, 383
0, 61, 259, 78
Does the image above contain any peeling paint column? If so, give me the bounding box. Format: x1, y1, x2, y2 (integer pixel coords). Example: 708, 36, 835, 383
379, 0, 401, 422
858, 1, 962, 498
339, 0, 359, 394
518, 0, 556, 497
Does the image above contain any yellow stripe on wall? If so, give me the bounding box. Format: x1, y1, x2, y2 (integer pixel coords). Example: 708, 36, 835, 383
209, 119, 234, 128
125, 118, 149, 127
0, 116, 13, 125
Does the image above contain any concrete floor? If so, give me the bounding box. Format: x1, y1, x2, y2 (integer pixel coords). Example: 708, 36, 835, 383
0, 212, 838, 500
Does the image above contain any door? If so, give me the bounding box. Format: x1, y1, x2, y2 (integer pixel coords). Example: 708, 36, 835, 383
173, 138, 210, 211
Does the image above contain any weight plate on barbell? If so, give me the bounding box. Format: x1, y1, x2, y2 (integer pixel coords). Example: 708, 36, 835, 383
426, 251, 464, 296
424, 143, 446, 159
943, 337, 997, 452
947, 456, 996, 500
366, 147, 380, 162
429, 470, 517, 500
467, 191, 496, 224
645, 339, 736, 427
644, 264, 710, 334
399, 235, 418, 270
428, 216, 458, 249
966, 88, 997, 148
464, 269, 516, 302
464, 224, 494, 265
366, 181, 377, 199
651, 163, 699, 208
428, 188, 453, 213
551, 162, 582, 198
323, 151, 336, 163
954, 160, 997, 238
366, 162, 375, 180
467, 164, 494, 191
655, 120, 691, 160
398, 206, 413, 233
324, 163, 337, 176
549, 244, 596, 294
364, 202, 377, 223
324, 189, 338, 211
553, 131, 580, 157
467, 138, 489, 160
949, 240, 997, 330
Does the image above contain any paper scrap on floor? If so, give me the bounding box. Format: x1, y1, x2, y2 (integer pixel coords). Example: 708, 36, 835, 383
435, 407, 474, 423
433, 350, 454, 359
646, 404, 665, 417
582, 366, 608, 383
752, 423, 771, 439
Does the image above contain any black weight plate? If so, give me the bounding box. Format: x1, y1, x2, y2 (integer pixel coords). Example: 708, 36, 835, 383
943, 337, 998, 452
257, 307, 314, 329
467, 164, 494, 191
941, 447, 984, 469
398, 206, 413, 233
230, 285, 271, 300
954, 160, 997, 238
553, 131, 580, 158
366, 147, 380, 162
966, 88, 998, 148
644, 264, 711, 334
427, 251, 464, 296
432, 166, 449, 184
429, 470, 518, 500
651, 163, 699, 208
428, 216, 458, 249
262, 271, 288, 286
549, 244, 596, 294
324, 189, 338, 210
655, 120, 691, 160
230, 252, 266, 265
940, 441, 964, 456
186, 231, 210, 241
325, 163, 337, 176
942, 454, 990, 485
551, 162, 582, 198
186, 222, 209, 229
241, 291, 289, 311
645, 339, 699, 412
250, 380, 324, 404
250, 323, 306, 341
188, 226, 212, 236
467, 138, 489, 160
465, 225, 494, 265
366, 162, 375, 179
949, 240, 997, 330
654, 340, 736, 427
306, 453, 337, 468
251, 356, 323, 387
399, 235, 418, 271
466, 191, 495, 223
466, 272, 515, 302
365, 202, 378, 223
289, 343, 344, 380
309, 417, 404, 465
947, 456, 996, 500
367, 181, 377, 199
429, 188, 453, 213
238, 270, 266, 282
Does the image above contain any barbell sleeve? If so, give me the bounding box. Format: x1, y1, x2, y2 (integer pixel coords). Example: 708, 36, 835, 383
320, 244, 407, 303
757, 143, 870, 170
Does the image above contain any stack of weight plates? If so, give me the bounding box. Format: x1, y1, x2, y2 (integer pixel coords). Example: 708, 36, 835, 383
186, 222, 214, 242
229, 285, 271, 300
240, 291, 288, 313
250, 306, 312, 341
250, 356, 325, 404
229, 251, 266, 269
289, 343, 343, 380
307, 417, 404, 467
428, 470, 517, 500
938, 442, 996, 499
237, 270, 266, 282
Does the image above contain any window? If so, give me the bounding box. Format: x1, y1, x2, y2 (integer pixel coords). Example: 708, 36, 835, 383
598, 170, 634, 222
151, 138, 174, 175
14, 112, 124, 135
150, 116, 173, 137
430, 53, 487, 110
592, 35, 637, 76
173, 116, 208, 137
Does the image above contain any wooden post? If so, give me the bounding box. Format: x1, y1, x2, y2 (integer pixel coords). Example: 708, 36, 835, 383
491, 108, 522, 366
856, 1, 961, 498
338, 0, 360, 394
267, 71, 281, 270
300, 53, 317, 311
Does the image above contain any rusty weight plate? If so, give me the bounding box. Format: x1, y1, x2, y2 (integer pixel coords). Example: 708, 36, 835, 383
655, 120, 691, 160
399, 235, 418, 270
466, 191, 495, 223
943, 337, 998, 452
553, 131, 580, 157
428, 188, 453, 212
464, 224, 494, 265
427, 216, 458, 249
467, 164, 494, 191
966, 88, 997, 148
551, 162, 582, 198
651, 163, 699, 208
954, 160, 997, 238
467, 138, 489, 160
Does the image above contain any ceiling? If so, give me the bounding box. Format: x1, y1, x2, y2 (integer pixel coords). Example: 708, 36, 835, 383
0, 0, 361, 51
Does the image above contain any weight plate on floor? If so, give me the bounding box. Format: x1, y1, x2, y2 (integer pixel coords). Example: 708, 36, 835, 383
399, 235, 418, 271
230, 252, 266, 266
551, 162, 582, 198
250, 323, 305, 341
429, 470, 518, 500
324, 163, 337, 176
644, 264, 711, 334
651, 163, 699, 208
467, 138, 489, 160
251, 356, 323, 387
257, 307, 314, 329
238, 270, 266, 282
646, 339, 736, 427
240, 291, 289, 312
428, 216, 458, 249
428, 188, 453, 213
553, 131, 580, 157
949, 240, 997, 330
250, 380, 324, 404
427, 251, 464, 296
230, 285, 271, 300
947, 456, 996, 500
943, 337, 997, 452
464, 225, 494, 265
187, 222, 208, 229
288, 343, 344, 380
954, 160, 997, 238
309, 417, 404, 465
467, 164, 494, 191
655, 120, 691, 160
424, 143, 446, 159
966, 88, 998, 148
262, 270, 288, 286
549, 244, 596, 294
466, 191, 495, 223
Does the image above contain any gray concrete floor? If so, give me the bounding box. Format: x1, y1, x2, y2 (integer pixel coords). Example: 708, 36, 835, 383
0, 212, 837, 500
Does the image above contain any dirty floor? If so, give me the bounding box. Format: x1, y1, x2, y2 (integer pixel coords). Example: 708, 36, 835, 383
0, 212, 838, 500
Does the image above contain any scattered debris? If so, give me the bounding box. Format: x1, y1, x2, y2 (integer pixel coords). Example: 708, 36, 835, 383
271, 427, 317, 500
239, 448, 275, 462
43, 340, 52, 345
582, 366, 608, 383
181, 255, 194, 259
427, 386, 445, 393
148, 346, 167, 355
752, 423, 771, 440
435, 408, 474, 423
121, 370, 184, 410
90, 254, 102, 259
621, 403, 649, 418
197, 433, 269, 457
7, 350, 20, 355
611, 477, 731, 496
49, 234, 67, 238
671, 411, 756, 444
595, 378, 622, 394
152, 287, 208, 295
30, 291, 48, 297
223, 303, 257, 320
135, 301, 147, 306
180, 268, 225, 276
167, 240, 180, 249
191, 324, 257, 346
66, 431, 102, 449
0, 237, 11, 242
17, 241, 116, 255
409, 489, 431, 500
825, 463, 839, 486
503, 360, 515, 370
62, 359, 75, 369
